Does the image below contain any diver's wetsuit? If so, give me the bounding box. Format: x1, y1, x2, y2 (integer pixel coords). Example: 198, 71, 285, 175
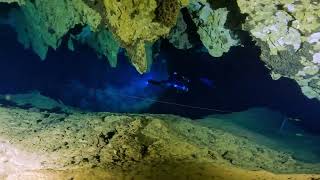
148, 72, 190, 92
148, 79, 166, 86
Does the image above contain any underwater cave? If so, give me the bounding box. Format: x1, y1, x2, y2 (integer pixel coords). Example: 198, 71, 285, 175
0, 0, 320, 179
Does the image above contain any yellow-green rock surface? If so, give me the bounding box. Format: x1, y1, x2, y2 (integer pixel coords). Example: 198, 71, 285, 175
102, 0, 186, 73
8, 0, 101, 60
0, 93, 319, 179
188, 2, 238, 57
237, 0, 320, 100
0, 0, 188, 73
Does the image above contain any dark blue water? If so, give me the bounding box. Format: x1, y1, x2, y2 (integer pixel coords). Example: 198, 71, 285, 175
154, 39, 320, 134
1, 23, 320, 135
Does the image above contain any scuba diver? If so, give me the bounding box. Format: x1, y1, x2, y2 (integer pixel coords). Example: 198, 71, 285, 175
148, 72, 190, 93
148, 72, 215, 93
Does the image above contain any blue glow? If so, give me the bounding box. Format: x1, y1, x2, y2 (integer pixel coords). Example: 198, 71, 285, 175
164, 81, 189, 92
61, 55, 168, 112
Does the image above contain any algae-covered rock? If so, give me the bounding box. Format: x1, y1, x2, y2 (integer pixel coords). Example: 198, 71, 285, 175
237, 0, 320, 100
0, 94, 320, 178
2, 0, 187, 73
188, 2, 238, 57
251, 11, 301, 55
8, 0, 101, 60
102, 0, 185, 73
155, 0, 181, 28
168, 12, 193, 50
86, 29, 120, 68
0, 102, 320, 176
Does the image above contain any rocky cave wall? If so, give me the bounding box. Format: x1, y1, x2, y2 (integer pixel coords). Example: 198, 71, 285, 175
237, 0, 320, 100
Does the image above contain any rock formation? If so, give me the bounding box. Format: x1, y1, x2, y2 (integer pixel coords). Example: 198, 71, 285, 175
1, 0, 320, 100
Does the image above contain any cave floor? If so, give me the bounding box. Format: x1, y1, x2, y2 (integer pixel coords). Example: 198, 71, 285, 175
0, 92, 320, 180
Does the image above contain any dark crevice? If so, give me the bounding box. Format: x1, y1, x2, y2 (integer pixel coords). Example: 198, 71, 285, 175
99, 130, 117, 144
180, 8, 202, 49
208, 0, 247, 30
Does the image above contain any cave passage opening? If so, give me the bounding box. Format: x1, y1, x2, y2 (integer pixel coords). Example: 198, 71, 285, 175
0, 10, 320, 134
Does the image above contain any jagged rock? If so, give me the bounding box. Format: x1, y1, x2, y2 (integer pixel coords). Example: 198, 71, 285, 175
237, 0, 320, 100
7, 0, 101, 60
0, 0, 187, 73
188, 2, 238, 57
102, 0, 187, 73
168, 12, 193, 50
